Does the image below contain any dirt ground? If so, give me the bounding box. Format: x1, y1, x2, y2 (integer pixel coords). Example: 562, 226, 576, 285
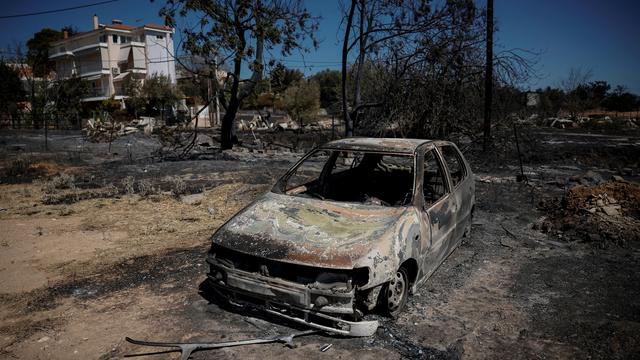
0, 127, 639, 359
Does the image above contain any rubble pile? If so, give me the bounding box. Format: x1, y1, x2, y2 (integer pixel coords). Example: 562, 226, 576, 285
84, 117, 156, 142
564, 177, 640, 216
578, 192, 621, 216
536, 176, 640, 247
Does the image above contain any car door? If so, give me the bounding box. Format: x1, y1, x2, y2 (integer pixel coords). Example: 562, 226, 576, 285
437, 144, 471, 244
418, 148, 457, 279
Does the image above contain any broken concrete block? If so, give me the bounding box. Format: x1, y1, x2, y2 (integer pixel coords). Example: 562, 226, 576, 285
601, 205, 620, 216
180, 193, 204, 206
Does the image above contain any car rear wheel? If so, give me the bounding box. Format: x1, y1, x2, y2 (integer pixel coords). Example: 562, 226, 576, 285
380, 267, 409, 317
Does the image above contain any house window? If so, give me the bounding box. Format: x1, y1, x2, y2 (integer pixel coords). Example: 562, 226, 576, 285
99, 35, 107, 43
156, 35, 164, 40
112, 34, 118, 43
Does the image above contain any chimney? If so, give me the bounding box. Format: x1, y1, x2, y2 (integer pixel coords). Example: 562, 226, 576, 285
112, 19, 123, 25
63, 31, 68, 39
93, 14, 99, 30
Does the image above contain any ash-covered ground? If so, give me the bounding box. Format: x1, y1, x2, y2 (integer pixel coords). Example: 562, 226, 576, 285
0, 127, 638, 359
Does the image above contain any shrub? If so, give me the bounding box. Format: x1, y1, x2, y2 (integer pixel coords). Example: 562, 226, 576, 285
121, 176, 135, 195
137, 179, 156, 197
171, 177, 187, 196
5, 156, 33, 178
42, 173, 76, 193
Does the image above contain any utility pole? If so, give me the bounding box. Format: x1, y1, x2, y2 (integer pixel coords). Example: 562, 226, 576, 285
213, 59, 221, 126
483, 0, 494, 152
207, 77, 212, 126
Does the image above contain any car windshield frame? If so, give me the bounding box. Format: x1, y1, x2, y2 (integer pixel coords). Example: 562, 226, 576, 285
272, 147, 418, 208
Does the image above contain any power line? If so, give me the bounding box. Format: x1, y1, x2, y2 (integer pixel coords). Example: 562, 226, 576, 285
0, 0, 119, 20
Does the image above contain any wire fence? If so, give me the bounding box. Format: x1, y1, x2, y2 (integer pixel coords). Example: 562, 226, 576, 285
0, 112, 83, 130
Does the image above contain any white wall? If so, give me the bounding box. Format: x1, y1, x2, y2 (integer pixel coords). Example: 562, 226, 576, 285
144, 30, 176, 83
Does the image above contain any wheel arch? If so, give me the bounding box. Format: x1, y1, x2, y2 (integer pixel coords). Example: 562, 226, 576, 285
399, 258, 419, 287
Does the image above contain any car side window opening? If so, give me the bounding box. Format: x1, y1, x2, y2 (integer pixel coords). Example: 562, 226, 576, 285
439, 146, 466, 187
280, 150, 414, 207
423, 150, 447, 206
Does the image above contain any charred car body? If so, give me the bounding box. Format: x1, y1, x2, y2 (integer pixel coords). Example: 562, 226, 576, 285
207, 138, 475, 336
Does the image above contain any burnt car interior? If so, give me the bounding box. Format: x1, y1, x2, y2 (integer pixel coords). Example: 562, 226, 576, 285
280, 150, 414, 206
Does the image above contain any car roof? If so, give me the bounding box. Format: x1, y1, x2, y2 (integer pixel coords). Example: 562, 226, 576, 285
322, 137, 436, 154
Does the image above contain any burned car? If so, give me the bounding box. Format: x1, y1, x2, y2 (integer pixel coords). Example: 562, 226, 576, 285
207, 138, 475, 336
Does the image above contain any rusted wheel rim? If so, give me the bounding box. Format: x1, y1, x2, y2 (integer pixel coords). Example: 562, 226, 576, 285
387, 270, 407, 312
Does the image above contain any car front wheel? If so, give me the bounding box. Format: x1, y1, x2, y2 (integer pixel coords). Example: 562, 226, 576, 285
380, 267, 409, 317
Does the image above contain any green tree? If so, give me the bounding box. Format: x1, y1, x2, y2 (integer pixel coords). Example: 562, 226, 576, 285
26, 28, 63, 130
603, 86, 638, 112
282, 80, 320, 128
310, 69, 341, 112
50, 77, 89, 128
243, 78, 271, 109
142, 75, 181, 122
123, 77, 146, 118
537, 87, 564, 118
0, 61, 26, 128
101, 97, 122, 114
160, 0, 319, 149
26, 28, 63, 78
270, 64, 304, 93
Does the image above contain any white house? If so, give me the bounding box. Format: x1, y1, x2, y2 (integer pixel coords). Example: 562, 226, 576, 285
49, 15, 176, 104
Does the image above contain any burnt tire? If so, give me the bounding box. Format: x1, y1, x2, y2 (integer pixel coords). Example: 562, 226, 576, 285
379, 267, 409, 317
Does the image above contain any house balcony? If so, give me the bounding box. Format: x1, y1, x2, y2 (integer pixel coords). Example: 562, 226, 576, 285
81, 88, 109, 102
50, 42, 107, 59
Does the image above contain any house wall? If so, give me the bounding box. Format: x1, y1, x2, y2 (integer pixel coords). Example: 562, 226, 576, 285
51, 32, 102, 54
144, 30, 176, 83
50, 21, 176, 102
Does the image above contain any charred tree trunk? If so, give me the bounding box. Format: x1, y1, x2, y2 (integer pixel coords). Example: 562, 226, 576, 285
342, 0, 357, 137
220, 9, 264, 150
221, 57, 242, 150
220, 98, 239, 150
483, 0, 494, 151
350, 0, 367, 132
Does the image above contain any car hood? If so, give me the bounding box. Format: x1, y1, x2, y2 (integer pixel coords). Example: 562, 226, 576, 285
212, 192, 407, 269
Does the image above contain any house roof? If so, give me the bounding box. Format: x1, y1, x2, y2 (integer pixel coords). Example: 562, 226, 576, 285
143, 23, 173, 31
105, 24, 136, 31
51, 22, 174, 45
322, 138, 433, 154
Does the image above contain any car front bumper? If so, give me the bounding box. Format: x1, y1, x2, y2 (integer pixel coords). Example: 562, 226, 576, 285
206, 258, 379, 337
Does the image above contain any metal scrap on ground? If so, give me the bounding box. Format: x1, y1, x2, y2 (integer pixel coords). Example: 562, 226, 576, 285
125, 330, 317, 360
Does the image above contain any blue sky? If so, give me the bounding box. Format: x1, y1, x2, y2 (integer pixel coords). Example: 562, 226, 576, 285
1, 0, 638, 93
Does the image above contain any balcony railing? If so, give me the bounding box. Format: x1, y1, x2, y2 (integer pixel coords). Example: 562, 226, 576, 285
85, 88, 105, 98
77, 63, 104, 75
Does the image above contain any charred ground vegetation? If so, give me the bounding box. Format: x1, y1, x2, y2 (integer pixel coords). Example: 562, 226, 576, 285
0, 1, 639, 359
1, 121, 639, 358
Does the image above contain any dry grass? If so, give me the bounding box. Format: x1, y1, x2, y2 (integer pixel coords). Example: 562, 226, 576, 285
0, 180, 269, 280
